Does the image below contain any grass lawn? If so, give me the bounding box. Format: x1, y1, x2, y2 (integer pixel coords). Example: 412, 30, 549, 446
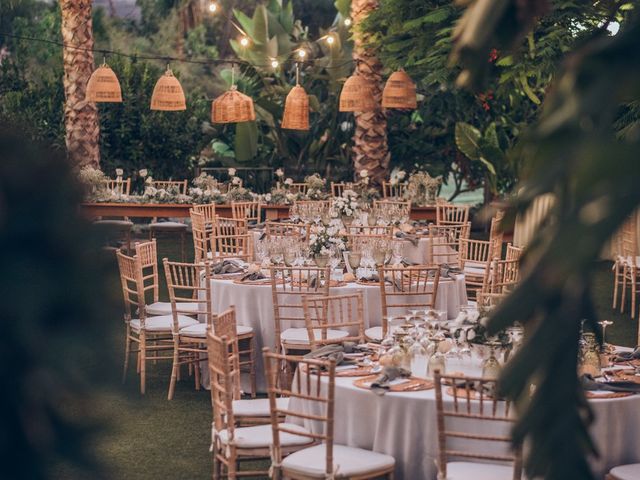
56, 233, 638, 479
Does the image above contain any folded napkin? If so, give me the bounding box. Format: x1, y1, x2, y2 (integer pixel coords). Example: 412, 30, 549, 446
395, 231, 419, 246
581, 374, 640, 393
440, 264, 462, 279
258, 231, 267, 241
370, 366, 412, 396
212, 259, 245, 275
239, 270, 267, 282
613, 347, 640, 362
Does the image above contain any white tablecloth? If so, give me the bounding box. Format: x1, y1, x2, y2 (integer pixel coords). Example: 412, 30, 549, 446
401, 237, 457, 265
289, 371, 640, 479
209, 276, 467, 391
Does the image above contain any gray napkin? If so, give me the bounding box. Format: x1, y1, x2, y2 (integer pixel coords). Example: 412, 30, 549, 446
401, 259, 419, 267
613, 347, 640, 362
581, 374, 640, 393
259, 231, 266, 240
212, 260, 245, 274
370, 366, 412, 395
395, 231, 419, 246
440, 264, 462, 279
240, 270, 267, 282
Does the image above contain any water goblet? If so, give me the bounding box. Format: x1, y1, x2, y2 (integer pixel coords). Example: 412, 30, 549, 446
598, 320, 614, 352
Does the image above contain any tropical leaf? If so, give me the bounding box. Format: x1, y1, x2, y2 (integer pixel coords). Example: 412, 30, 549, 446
234, 121, 258, 162
455, 122, 482, 160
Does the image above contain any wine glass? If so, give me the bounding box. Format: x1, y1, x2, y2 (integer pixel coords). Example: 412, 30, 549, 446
347, 251, 362, 271
598, 320, 614, 352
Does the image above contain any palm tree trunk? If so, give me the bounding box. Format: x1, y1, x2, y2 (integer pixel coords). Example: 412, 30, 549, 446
350, 0, 389, 187
60, 0, 100, 168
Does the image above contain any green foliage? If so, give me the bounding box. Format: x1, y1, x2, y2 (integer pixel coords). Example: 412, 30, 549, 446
97, 57, 211, 180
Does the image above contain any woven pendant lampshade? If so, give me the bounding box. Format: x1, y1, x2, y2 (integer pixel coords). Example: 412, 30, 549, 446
281, 85, 309, 130
382, 69, 417, 109
150, 68, 186, 111
85, 64, 122, 103
211, 85, 256, 123
339, 73, 376, 112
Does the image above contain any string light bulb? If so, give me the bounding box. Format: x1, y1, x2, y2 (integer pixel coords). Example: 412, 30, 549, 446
270, 58, 279, 69
240, 36, 250, 47
326, 35, 335, 45
208, 2, 218, 13
297, 49, 307, 59
343, 17, 352, 27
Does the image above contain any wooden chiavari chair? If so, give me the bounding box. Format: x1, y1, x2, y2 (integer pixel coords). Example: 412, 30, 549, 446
345, 233, 392, 253
331, 182, 353, 198
117, 250, 197, 394
134, 240, 201, 317
269, 266, 342, 355
436, 203, 470, 226
103, 177, 132, 196
434, 372, 523, 480
382, 180, 408, 199
428, 223, 471, 266
505, 243, 523, 262
621, 215, 640, 321
365, 265, 440, 341
289, 183, 308, 195
345, 225, 394, 237
212, 306, 257, 399
373, 199, 411, 218
192, 203, 217, 235
211, 216, 253, 262
147, 181, 190, 261
459, 238, 499, 300
231, 200, 262, 225
265, 221, 310, 240
264, 349, 396, 479
190, 209, 210, 263
482, 258, 520, 295
302, 292, 366, 350
94, 177, 133, 252
209, 334, 313, 480
163, 259, 214, 399
476, 291, 508, 309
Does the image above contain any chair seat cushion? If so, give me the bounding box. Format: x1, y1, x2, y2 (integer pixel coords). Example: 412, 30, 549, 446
281, 444, 395, 478
443, 461, 515, 480
179, 323, 253, 338
364, 326, 383, 342
146, 301, 203, 316
232, 397, 289, 417
281, 328, 349, 345
216, 423, 312, 449
610, 463, 640, 480
149, 221, 188, 230
130, 315, 197, 333
463, 264, 487, 277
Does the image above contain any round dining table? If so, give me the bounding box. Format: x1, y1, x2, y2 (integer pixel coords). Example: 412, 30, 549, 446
287, 365, 640, 479
209, 275, 467, 391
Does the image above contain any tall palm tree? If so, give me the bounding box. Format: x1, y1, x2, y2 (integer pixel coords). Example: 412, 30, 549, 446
350, 0, 389, 186
60, 0, 100, 168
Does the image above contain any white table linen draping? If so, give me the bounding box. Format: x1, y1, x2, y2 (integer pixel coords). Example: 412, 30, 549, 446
288, 371, 640, 479
208, 276, 467, 392
400, 237, 457, 266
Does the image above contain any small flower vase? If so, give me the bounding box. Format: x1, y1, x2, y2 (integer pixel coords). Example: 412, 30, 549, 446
314, 254, 330, 268
341, 215, 354, 227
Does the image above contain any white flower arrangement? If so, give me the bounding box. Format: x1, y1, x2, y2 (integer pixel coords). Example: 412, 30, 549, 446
228, 167, 237, 176
332, 190, 360, 217
360, 169, 369, 178
309, 224, 346, 256
275, 168, 285, 178
231, 176, 242, 187
138, 169, 148, 178
389, 168, 407, 185
284, 177, 294, 186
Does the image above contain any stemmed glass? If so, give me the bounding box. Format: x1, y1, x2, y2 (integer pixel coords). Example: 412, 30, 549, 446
598, 320, 614, 352
347, 251, 361, 272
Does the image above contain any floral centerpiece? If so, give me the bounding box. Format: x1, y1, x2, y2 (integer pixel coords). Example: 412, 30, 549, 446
353, 169, 380, 204
189, 172, 225, 204
389, 168, 407, 185
226, 186, 256, 203
304, 173, 328, 200
404, 171, 443, 206
78, 166, 111, 201
265, 169, 302, 205
308, 224, 347, 265
332, 189, 360, 224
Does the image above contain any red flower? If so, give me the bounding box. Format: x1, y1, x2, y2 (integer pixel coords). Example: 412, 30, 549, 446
488, 48, 499, 63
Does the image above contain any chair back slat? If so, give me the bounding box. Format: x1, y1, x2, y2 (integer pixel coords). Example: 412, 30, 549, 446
135, 240, 160, 304
103, 178, 131, 196
434, 371, 522, 480
264, 349, 336, 476
231, 201, 262, 224
163, 259, 212, 332
116, 250, 144, 321
207, 333, 239, 438
382, 181, 408, 199
211, 216, 253, 262
303, 292, 365, 349
190, 209, 210, 263
378, 266, 440, 336
265, 221, 309, 240
150, 180, 188, 195
436, 203, 470, 226
428, 223, 471, 266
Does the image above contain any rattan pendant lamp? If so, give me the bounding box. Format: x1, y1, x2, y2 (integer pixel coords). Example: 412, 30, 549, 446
85, 61, 122, 103
150, 66, 186, 111
382, 69, 417, 109
339, 64, 376, 112
281, 63, 309, 131
211, 64, 255, 123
